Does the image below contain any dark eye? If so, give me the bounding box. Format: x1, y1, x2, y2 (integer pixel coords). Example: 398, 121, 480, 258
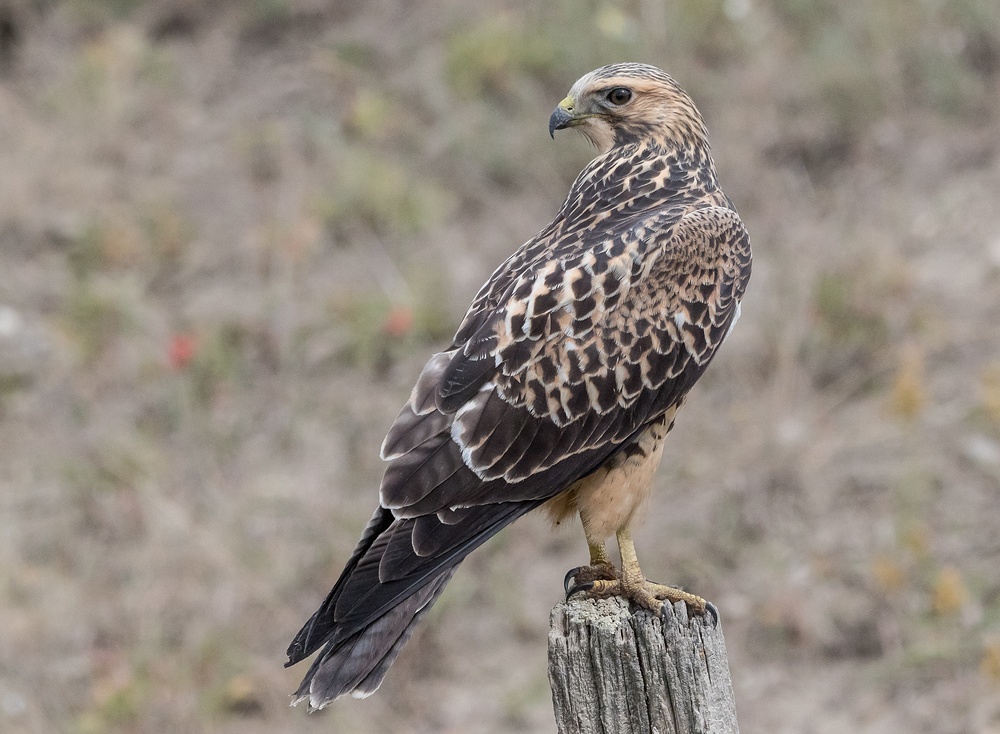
606, 87, 632, 106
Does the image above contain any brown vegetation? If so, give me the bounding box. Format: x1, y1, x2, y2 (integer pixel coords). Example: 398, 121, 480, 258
1, 1, 999, 732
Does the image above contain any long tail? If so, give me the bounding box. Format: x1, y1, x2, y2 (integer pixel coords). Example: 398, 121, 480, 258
290, 564, 456, 707
286, 500, 542, 709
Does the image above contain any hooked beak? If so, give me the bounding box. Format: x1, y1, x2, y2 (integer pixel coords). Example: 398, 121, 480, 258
548, 96, 577, 139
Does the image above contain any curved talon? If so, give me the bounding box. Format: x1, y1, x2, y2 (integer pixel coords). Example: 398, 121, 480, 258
563, 562, 618, 598
565, 579, 594, 601
704, 601, 720, 627
563, 566, 589, 595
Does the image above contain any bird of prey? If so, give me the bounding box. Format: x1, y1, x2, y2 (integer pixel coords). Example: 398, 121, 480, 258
286, 62, 752, 709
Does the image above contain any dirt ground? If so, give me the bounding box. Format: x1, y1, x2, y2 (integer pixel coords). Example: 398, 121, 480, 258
2, 1, 1000, 732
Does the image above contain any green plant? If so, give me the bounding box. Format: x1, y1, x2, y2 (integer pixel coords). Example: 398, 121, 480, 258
315, 151, 452, 242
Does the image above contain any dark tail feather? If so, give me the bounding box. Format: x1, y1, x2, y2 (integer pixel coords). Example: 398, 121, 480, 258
287, 499, 544, 708
291, 567, 455, 709
286, 507, 394, 666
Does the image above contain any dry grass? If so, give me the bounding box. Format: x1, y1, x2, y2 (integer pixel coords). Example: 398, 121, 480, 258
1, 1, 1000, 732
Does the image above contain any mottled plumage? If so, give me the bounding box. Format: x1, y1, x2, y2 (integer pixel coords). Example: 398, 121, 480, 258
286, 62, 751, 709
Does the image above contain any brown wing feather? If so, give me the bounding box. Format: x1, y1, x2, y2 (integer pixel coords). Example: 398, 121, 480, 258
437, 204, 750, 489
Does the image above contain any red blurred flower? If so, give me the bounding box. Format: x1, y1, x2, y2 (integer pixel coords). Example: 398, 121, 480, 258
382, 306, 414, 338
168, 334, 197, 370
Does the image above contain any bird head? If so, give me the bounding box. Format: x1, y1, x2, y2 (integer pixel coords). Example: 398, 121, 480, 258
549, 63, 709, 154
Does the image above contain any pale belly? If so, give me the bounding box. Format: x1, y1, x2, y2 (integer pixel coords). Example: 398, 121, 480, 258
543, 408, 675, 542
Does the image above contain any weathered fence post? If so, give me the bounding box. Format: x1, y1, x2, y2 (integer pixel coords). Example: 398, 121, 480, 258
548, 597, 740, 734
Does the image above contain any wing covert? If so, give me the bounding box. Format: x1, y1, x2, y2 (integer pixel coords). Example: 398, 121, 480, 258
380, 203, 750, 515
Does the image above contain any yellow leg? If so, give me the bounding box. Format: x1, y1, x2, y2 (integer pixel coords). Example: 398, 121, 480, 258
616, 528, 646, 587
588, 542, 611, 566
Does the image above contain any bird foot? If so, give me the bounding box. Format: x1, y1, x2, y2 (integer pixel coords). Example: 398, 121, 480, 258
563, 561, 619, 597
567, 574, 718, 625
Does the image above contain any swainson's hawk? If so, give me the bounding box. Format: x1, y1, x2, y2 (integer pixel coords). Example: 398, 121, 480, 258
286, 62, 752, 709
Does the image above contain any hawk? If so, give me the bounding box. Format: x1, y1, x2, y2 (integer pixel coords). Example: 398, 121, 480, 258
286, 62, 752, 709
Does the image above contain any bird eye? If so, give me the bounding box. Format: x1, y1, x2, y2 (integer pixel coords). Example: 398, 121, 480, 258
606, 87, 632, 106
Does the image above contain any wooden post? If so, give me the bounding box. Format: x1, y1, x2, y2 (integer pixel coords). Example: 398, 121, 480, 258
547, 597, 739, 734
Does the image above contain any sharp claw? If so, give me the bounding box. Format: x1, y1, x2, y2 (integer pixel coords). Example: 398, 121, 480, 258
565, 580, 594, 602
704, 601, 720, 627
563, 566, 587, 595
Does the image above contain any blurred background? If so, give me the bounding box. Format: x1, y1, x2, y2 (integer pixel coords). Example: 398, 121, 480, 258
1, 0, 999, 732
